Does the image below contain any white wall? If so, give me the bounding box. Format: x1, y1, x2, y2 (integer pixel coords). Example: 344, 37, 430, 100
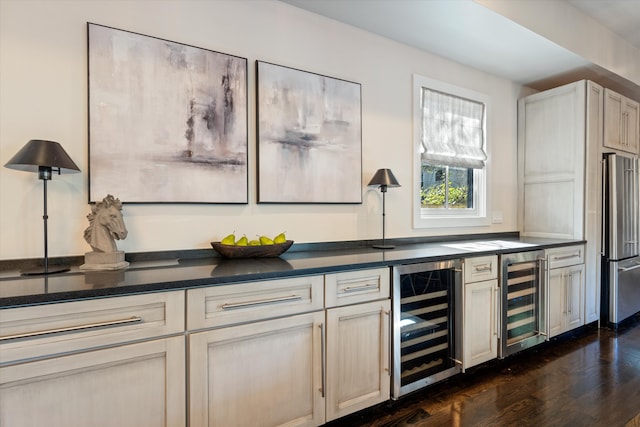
0, 0, 521, 260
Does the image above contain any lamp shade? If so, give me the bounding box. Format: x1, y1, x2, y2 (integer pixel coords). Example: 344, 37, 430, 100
4, 139, 80, 174
368, 168, 400, 188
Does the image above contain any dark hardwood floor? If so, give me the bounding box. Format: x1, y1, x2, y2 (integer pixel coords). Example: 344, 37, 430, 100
326, 316, 640, 427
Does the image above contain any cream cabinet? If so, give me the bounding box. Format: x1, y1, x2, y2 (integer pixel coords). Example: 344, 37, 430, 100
187, 275, 325, 427
462, 255, 498, 370
325, 268, 390, 421
0, 291, 186, 427
189, 311, 325, 427
547, 245, 585, 338
604, 88, 639, 154
187, 267, 391, 427
518, 80, 603, 324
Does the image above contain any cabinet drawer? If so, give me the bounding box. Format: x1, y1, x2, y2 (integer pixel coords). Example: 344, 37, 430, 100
186, 275, 324, 330
0, 290, 185, 365
325, 267, 390, 307
464, 255, 498, 283
547, 245, 584, 269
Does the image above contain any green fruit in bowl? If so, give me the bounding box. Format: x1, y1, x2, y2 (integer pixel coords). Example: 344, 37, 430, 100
259, 235, 274, 245
274, 232, 287, 244
249, 239, 261, 246
236, 236, 249, 246
221, 233, 236, 245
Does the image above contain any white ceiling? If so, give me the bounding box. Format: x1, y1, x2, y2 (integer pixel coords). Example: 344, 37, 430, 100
281, 0, 640, 97
569, 0, 640, 50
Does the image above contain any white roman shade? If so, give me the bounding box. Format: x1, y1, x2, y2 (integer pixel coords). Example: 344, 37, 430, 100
420, 87, 487, 169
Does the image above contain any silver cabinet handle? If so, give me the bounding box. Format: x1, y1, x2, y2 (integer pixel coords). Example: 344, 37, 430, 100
341, 283, 378, 293
0, 316, 142, 341
552, 253, 581, 261
221, 295, 302, 310
319, 322, 326, 398
474, 264, 492, 272
383, 310, 391, 375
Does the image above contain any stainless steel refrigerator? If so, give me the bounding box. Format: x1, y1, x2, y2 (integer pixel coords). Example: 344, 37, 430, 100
601, 153, 640, 327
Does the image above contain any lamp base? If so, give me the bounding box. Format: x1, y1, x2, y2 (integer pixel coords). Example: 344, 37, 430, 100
21, 265, 70, 276
372, 244, 396, 250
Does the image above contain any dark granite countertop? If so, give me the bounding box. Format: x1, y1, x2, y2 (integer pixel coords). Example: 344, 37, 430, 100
0, 235, 584, 308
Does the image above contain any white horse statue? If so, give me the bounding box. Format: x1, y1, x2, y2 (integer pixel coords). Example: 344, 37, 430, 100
80, 195, 129, 271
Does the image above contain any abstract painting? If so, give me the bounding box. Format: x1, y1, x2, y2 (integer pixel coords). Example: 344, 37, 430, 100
88, 23, 248, 203
256, 61, 362, 203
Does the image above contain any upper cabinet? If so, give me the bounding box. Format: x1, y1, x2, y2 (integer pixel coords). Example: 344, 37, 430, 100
604, 89, 640, 154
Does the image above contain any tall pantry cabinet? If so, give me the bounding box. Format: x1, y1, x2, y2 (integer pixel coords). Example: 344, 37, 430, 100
518, 80, 603, 325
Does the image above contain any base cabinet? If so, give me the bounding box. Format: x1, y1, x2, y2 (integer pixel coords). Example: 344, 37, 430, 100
189, 311, 325, 427
462, 256, 498, 370
187, 267, 391, 427
325, 300, 390, 422
0, 337, 186, 427
463, 279, 498, 369
548, 264, 585, 338
0, 290, 186, 427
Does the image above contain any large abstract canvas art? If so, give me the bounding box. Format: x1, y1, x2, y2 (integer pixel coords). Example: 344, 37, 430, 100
257, 61, 362, 203
88, 23, 248, 203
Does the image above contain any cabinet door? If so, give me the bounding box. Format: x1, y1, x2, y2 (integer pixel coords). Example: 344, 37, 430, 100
548, 268, 564, 338
518, 81, 586, 239
325, 300, 391, 421
604, 89, 640, 154
0, 336, 185, 427
548, 265, 585, 338
565, 265, 585, 331
189, 311, 325, 427
463, 279, 498, 369
604, 89, 624, 151
625, 97, 639, 154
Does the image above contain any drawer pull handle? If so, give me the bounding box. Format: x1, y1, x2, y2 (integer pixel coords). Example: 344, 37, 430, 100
221, 295, 302, 310
474, 264, 492, 272
552, 253, 580, 261
0, 316, 142, 341
341, 283, 378, 293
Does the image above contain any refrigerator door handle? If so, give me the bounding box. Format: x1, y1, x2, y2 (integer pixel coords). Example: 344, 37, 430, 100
619, 263, 640, 273
632, 157, 640, 255
601, 158, 607, 257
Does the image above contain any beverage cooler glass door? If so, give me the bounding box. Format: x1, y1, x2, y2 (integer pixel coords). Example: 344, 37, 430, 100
500, 250, 547, 358
392, 259, 462, 399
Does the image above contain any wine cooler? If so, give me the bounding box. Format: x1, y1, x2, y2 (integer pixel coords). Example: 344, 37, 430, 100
391, 259, 462, 398
499, 250, 547, 358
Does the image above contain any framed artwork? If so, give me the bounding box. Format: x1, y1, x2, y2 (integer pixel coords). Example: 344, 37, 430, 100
88, 23, 248, 203
256, 61, 362, 203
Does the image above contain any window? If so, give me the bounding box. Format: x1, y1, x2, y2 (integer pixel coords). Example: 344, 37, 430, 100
413, 75, 491, 228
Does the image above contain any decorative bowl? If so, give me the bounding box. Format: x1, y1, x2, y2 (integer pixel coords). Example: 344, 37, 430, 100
211, 240, 294, 259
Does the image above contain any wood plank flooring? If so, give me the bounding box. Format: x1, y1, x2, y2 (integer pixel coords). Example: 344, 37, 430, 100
326, 316, 640, 427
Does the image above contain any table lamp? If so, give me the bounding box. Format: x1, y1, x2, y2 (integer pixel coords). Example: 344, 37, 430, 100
368, 168, 400, 249
4, 139, 81, 275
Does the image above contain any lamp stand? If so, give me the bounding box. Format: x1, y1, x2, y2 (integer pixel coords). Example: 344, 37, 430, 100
21, 166, 70, 275
373, 185, 395, 249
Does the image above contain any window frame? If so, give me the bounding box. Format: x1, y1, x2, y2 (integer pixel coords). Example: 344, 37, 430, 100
413, 74, 491, 229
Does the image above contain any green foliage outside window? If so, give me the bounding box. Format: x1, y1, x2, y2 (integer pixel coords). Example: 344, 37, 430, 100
421, 182, 468, 208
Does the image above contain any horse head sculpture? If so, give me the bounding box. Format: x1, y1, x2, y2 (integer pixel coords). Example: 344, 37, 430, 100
84, 195, 128, 253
